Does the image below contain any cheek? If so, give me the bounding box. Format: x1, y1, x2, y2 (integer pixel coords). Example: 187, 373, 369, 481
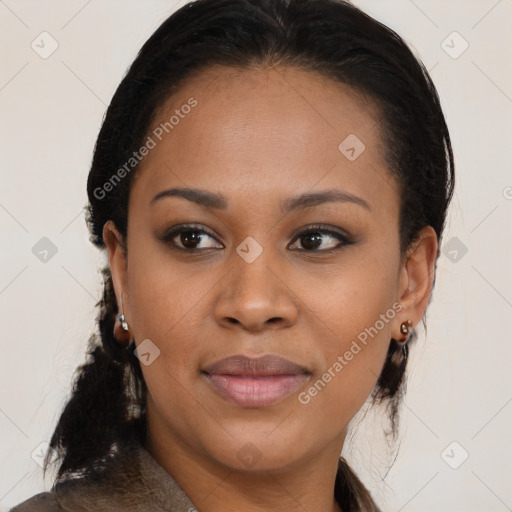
126, 231, 213, 330
297, 276, 396, 427
124, 244, 211, 367
126, 256, 214, 418
292, 252, 399, 425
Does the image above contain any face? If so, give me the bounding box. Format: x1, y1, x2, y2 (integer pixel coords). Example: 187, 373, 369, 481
105, 65, 435, 475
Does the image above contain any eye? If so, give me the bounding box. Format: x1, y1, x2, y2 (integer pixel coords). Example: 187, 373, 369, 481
161, 224, 223, 251
288, 224, 352, 252
160, 223, 353, 253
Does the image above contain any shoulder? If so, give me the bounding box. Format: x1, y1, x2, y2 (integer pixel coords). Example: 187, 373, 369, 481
8, 478, 124, 512
7, 440, 197, 512
9, 492, 60, 512
8, 444, 145, 512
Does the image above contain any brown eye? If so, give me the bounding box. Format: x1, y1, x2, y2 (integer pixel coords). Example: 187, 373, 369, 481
298, 232, 323, 251
161, 225, 223, 251
178, 230, 205, 249
288, 225, 352, 252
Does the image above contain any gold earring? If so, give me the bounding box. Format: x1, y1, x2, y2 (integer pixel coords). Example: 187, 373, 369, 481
399, 320, 413, 342
113, 297, 133, 348
114, 315, 133, 348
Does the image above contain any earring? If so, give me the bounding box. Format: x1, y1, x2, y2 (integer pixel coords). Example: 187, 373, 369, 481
113, 298, 133, 348
118, 314, 129, 332
398, 320, 412, 357
399, 320, 412, 341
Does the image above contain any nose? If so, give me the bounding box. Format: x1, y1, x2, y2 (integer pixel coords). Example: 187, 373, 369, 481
213, 252, 300, 333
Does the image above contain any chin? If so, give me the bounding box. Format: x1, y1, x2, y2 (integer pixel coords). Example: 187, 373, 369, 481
196, 423, 322, 474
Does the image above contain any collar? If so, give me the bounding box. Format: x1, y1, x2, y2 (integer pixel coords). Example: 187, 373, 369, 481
133, 441, 198, 511
54, 439, 361, 511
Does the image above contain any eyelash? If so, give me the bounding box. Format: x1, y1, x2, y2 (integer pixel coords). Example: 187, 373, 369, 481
160, 223, 354, 253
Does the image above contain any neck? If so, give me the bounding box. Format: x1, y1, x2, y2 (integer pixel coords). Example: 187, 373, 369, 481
144, 425, 345, 512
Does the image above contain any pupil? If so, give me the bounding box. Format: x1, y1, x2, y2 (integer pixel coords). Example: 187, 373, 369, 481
302, 232, 321, 250
181, 230, 201, 248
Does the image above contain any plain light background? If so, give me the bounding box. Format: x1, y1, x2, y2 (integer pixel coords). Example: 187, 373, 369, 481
1, 1, 511, 510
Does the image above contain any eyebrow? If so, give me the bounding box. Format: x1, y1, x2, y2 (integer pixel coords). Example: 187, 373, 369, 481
150, 187, 371, 212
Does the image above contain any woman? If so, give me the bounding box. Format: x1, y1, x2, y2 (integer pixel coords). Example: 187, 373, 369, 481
10, 0, 453, 510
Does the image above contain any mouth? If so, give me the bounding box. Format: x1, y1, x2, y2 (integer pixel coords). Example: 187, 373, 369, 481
201, 354, 311, 408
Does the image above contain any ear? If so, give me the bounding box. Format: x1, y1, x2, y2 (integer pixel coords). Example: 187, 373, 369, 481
103, 220, 129, 315
395, 226, 438, 337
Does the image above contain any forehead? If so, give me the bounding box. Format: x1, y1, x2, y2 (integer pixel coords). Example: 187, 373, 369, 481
133, 64, 398, 215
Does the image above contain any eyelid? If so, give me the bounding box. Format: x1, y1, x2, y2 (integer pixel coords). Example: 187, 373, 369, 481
289, 223, 352, 240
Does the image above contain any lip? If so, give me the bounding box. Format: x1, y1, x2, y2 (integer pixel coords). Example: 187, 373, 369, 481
202, 355, 310, 408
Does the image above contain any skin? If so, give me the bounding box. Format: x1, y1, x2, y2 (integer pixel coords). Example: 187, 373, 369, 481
104, 65, 438, 512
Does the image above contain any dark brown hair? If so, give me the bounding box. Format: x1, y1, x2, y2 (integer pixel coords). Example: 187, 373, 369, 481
44, 1, 454, 510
